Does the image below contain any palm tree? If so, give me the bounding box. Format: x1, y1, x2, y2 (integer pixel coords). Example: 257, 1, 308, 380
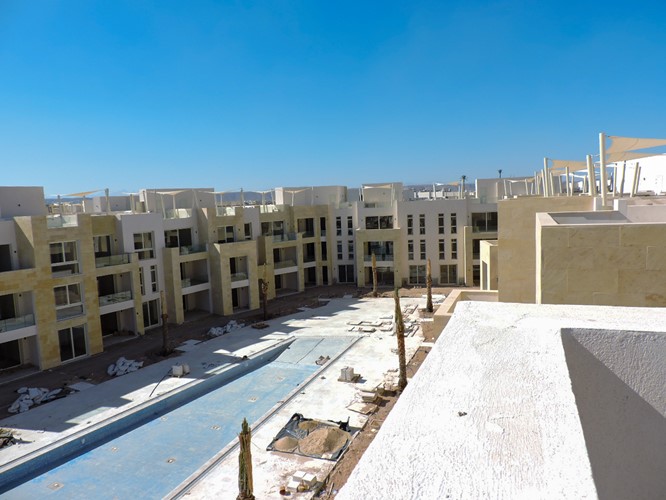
237, 418, 255, 500
372, 252, 378, 297
426, 258, 433, 313
160, 291, 172, 356
393, 289, 408, 391
498, 169, 503, 178
260, 264, 269, 321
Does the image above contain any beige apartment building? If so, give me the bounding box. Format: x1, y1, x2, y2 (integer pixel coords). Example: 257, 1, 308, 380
0, 181, 499, 371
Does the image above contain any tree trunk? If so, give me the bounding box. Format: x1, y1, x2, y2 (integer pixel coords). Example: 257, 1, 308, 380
372, 252, 378, 297
394, 289, 408, 391
160, 291, 172, 356
237, 418, 255, 500
426, 258, 433, 313
260, 265, 269, 321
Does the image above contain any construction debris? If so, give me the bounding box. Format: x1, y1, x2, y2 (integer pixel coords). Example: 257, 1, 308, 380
8, 387, 66, 414
107, 357, 144, 377
0, 428, 16, 448
171, 363, 191, 378
207, 320, 245, 337
338, 366, 361, 383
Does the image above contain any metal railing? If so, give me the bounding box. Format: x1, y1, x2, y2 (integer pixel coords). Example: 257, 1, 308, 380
99, 291, 132, 306
95, 254, 131, 268
0, 314, 35, 333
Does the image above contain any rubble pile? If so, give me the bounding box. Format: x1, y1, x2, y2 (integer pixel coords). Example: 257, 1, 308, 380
8, 387, 65, 414
107, 357, 144, 377
207, 320, 245, 338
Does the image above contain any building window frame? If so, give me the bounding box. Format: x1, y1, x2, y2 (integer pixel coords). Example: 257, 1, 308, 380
58, 325, 87, 362
133, 232, 155, 260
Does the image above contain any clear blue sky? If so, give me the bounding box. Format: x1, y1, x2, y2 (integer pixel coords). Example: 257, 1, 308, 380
1, 1, 665, 195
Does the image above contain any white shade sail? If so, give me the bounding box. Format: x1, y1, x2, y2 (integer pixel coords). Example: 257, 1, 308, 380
606, 136, 666, 154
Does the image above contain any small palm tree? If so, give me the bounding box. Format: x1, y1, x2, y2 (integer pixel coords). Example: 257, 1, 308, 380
498, 169, 503, 178
394, 289, 408, 391
260, 264, 269, 321
372, 252, 378, 297
237, 418, 255, 500
426, 258, 433, 313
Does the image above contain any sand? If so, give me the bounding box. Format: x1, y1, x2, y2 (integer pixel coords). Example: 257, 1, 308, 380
298, 426, 350, 456
272, 436, 299, 452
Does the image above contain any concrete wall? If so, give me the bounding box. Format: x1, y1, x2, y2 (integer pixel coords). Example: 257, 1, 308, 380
0, 187, 46, 219
498, 196, 593, 303
480, 240, 498, 290
536, 215, 666, 306
561, 328, 666, 500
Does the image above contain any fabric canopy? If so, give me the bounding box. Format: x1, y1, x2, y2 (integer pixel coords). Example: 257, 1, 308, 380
606, 135, 666, 154
605, 151, 661, 163
64, 189, 102, 197
549, 159, 587, 170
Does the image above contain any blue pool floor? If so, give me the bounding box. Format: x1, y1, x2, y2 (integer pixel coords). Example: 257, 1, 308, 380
4, 337, 352, 499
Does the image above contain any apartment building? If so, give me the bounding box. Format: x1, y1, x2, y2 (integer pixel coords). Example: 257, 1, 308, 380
0, 181, 500, 371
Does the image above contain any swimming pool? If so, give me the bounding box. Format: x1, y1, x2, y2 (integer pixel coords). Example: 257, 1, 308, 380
2, 336, 356, 499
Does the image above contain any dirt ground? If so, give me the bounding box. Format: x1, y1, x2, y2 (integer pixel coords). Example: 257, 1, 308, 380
0, 283, 453, 489
317, 345, 431, 498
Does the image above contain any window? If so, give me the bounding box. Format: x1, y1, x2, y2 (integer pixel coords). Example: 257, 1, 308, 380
139, 268, 145, 295
58, 325, 86, 361
420, 240, 426, 260
365, 216, 379, 230
133, 232, 154, 260
54, 284, 84, 320
408, 240, 414, 261
347, 216, 353, 236
337, 242, 343, 260
321, 241, 328, 260
409, 265, 427, 285
407, 215, 413, 235
473, 239, 482, 260
451, 239, 458, 259
338, 264, 355, 283
440, 264, 458, 285
164, 228, 192, 248
451, 213, 457, 234
419, 214, 426, 235
93, 235, 112, 257
320, 217, 327, 236
471, 212, 498, 233
439, 239, 446, 260
244, 223, 252, 240
366, 216, 393, 229
348, 242, 354, 259
438, 214, 445, 234
50, 241, 79, 275
143, 299, 160, 328
336, 217, 342, 236
150, 265, 158, 293
221, 225, 235, 243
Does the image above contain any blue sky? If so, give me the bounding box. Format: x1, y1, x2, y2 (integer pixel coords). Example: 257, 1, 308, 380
1, 1, 665, 195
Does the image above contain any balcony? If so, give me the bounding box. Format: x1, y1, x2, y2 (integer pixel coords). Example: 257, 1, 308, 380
165, 208, 193, 219
301, 231, 316, 238
0, 314, 35, 333
47, 214, 78, 228
216, 206, 237, 216
303, 255, 316, 263
95, 254, 131, 268
179, 244, 207, 255
231, 272, 248, 282
99, 291, 132, 307
272, 233, 298, 243
364, 254, 394, 262
181, 277, 208, 288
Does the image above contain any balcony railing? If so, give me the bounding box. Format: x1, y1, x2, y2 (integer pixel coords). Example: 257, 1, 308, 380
95, 254, 131, 268
216, 206, 237, 216
274, 260, 297, 269
46, 214, 78, 228
364, 254, 394, 262
231, 272, 248, 282
99, 291, 132, 306
472, 224, 498, 233
0, 314, 35, 333
179, 244, 207, 255
272, 233, 297, 242
303, 255, 316, 263
165, 208, 193, 219
300, 231, 315, 238
181, 277, 208, 288
320, 229, 327, 237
